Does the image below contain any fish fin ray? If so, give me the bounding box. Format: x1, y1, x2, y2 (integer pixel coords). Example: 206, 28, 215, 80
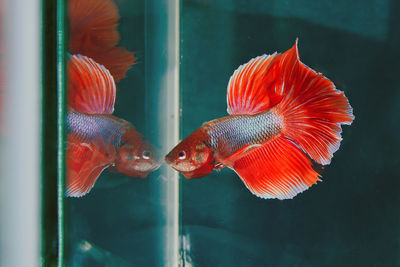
227, 39, 354, 165
68, 0, 135, 82
85, 47, 135, 82
68, 54, 116, 114
66, 139, 112, 197
225, 135, 320, 200
275, 39, 354, 165
226, 52, 283, 115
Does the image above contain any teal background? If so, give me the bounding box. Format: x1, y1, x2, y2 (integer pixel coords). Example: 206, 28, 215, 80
65, 1, 165, 266
180, 0, 400, 266
63, 0, 400, 266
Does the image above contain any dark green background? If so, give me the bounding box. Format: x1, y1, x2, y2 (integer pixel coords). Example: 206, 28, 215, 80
65, 0, 400, 266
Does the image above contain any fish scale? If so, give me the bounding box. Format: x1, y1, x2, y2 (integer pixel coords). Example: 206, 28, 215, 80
67, 110, 125, 147
206, 110, 283, 156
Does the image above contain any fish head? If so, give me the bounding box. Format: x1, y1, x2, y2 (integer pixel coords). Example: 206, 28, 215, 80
115, 126, 161, 178
165, 128, 214, 179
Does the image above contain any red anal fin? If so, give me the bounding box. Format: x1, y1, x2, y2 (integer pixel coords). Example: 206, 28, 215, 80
66, 137, 112, 197
225, 135, 320, 200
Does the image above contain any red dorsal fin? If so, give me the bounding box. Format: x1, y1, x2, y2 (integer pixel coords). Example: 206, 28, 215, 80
227, 52, 283, 115
68, 54, 116, 114
66, 136, 112, 197
224, 135, 320, 200
274, 40, 354, 165
68, 0, 135, 82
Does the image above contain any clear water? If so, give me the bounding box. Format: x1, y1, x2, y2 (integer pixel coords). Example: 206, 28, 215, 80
64, 0, 400, 266
66, 1, 174, 266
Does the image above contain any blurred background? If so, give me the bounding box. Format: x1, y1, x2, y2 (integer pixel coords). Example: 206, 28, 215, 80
1, 0, 399, 266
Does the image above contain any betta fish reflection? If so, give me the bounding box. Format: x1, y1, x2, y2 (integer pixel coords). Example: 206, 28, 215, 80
68, 0, 135, 82
66, 55, 160, 197
165, 40, 354, 200
65, 0, 159, 197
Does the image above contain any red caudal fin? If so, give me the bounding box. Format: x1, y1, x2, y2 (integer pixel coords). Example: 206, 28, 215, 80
68, 0, 135, 82
225, 135, 320, 200
68, 54, 116, 114
69, 0, 120, 50
84, 46, 135, 83
66, 136, 113, 197
274, 40, 354, 165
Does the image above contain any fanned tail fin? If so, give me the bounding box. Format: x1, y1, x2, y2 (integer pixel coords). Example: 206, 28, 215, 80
275, 40, 354, 165
68, 0, 135, 82
83, 47, 135, 83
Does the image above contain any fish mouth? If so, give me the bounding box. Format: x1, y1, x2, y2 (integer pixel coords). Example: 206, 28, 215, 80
164, 154, 204, 179
164, 155, 181, 173
164, 155, 172, 165
164, 155, 184, 171
164, 153, 179, 169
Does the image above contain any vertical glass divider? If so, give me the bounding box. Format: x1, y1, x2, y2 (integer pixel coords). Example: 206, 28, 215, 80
145, 0, 180, 265
164, 0, 180, 265
56, 0, 66, 265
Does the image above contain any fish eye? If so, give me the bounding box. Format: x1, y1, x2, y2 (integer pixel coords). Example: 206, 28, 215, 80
142, 150, 152, 160
178, 150, 186, 160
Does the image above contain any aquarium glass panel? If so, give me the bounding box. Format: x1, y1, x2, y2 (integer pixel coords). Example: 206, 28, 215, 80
64, 0, 180, 266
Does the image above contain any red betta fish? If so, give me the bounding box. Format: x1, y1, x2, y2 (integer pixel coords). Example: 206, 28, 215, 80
165, 40, 354, 200
66, 54, 160, 197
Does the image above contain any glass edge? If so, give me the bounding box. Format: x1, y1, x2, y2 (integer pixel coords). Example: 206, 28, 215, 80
56, 0, 67, 265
